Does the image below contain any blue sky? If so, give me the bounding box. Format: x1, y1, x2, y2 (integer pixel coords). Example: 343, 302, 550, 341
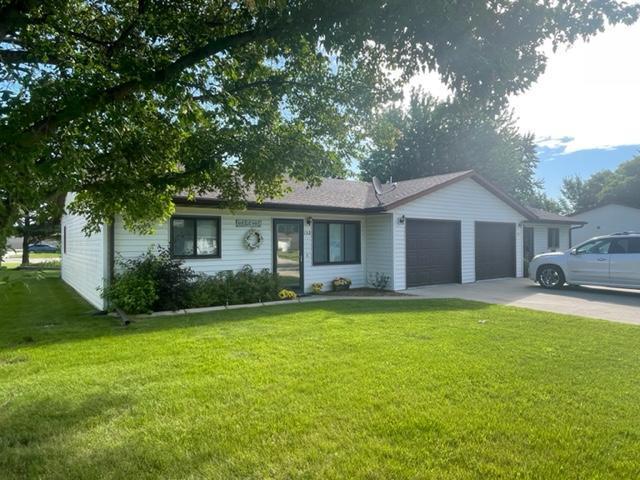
536, 143, 640, 197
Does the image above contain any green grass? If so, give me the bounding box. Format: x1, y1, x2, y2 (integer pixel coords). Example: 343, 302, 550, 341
1, 272, 640, 479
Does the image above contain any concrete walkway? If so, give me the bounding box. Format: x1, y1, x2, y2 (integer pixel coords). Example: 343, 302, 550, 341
407, 278, 640, 325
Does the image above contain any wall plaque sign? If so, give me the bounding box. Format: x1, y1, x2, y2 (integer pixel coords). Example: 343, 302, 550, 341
235, 219, 262, 228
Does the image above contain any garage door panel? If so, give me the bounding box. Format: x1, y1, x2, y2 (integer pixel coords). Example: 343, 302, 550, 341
406, 219, 461, 287
475, 222, 516, 280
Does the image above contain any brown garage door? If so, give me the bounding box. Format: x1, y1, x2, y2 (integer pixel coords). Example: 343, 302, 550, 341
406, 219, 461, 287
475, 221, 516, 280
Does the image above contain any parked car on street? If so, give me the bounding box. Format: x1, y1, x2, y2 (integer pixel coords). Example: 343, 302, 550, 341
28, 243, 59, 253
529, 232, 640, 289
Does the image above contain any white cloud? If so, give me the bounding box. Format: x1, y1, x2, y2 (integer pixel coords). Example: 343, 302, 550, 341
509, 18, 640, 153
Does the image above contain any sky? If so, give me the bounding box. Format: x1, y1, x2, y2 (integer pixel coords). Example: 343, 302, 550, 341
410, 8, 640, 199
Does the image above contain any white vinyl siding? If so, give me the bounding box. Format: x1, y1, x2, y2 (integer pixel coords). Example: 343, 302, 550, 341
390, 178, 527, 289
570, 204, 640, 246
60, 193, 108, 310
528, 224, 570, 255
114, 207, 367, 293
364, 214, 395, 289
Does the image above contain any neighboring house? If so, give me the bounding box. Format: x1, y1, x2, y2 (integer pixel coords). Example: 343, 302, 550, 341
61, 170, 581, 310
569, 204, 640, 246
5, 236, 23, 251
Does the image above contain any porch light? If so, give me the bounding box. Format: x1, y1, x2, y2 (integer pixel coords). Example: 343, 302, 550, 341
306, 216, 313, 225
398, 215, 406, 224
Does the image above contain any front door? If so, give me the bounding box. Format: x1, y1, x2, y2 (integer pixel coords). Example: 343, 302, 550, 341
523, 226, 534, 276
273, 219, 304, 291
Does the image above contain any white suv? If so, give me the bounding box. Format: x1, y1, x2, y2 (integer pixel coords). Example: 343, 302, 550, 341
529, 233, 640, 289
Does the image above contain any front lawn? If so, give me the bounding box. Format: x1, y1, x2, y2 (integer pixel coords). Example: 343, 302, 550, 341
1, 272, 640, 479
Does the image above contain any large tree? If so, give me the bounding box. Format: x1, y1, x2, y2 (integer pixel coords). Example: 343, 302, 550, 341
360, 93, 546, 203
562, 155, 640, 213
1, 0, 637, 244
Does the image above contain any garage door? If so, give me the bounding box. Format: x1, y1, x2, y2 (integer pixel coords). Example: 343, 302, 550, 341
475, 222, 516, 280
406, 219, 461, 287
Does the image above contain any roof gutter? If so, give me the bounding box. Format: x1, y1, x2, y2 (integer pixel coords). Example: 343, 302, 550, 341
173, 197, 373, 215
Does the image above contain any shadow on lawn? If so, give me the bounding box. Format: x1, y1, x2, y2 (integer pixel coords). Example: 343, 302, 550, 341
0, 392, 134, 478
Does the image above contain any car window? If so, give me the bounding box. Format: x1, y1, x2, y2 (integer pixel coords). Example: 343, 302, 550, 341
575, 239, 612, 255
608, 239, 628, 254
628, 238, 640, 254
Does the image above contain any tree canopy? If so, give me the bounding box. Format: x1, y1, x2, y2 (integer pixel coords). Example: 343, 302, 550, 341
1, 0, 637, 243
359, 92, 559, 207
562, 155, 640, 213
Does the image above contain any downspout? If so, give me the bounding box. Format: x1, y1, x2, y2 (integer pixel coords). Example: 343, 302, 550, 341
569, 224, 584, 248
104, 219, 115, 310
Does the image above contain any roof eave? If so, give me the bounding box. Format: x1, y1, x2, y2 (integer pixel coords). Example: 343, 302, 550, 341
173, 196, 370, 215
524, 219, 588, 225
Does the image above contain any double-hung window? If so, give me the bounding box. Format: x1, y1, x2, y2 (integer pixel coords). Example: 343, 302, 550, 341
170, 216, 221, 258
548, 228, 560, 250
313, 221, 360, 265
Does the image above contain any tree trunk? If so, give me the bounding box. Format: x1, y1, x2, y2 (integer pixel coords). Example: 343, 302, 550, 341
21, 215, 30, 266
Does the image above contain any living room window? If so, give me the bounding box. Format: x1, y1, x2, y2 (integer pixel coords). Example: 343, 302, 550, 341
170, 216, 221, 258
313, 220, 361, 265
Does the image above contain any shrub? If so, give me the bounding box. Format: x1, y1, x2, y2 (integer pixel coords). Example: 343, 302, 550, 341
102, 271, 158, 314
311, 282, 324, 294
102, 247, 195, 313
103, 251, 282, 313
188, 266, 280, 308
369, 272, 390, 290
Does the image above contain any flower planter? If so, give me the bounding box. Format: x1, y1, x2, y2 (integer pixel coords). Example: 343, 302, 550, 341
333, 284, 350, 292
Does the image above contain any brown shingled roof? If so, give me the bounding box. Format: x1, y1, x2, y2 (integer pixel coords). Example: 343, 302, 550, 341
527, 207, 586, 225
174, 170, 580, 224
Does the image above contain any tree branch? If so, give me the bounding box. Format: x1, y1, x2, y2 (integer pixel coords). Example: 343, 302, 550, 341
0, 0, 41, 39
0, 49, 59, 65
8, 27, 280, 151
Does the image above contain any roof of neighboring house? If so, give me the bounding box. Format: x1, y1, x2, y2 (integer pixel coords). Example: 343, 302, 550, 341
174, 170, 580, 224
526, 207, 587, 225
568, 202, 640, 217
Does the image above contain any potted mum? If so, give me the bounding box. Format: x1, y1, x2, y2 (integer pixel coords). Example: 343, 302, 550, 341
332, 277, 351, 292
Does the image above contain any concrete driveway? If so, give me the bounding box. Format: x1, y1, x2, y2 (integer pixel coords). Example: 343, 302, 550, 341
408, 278, 640, 325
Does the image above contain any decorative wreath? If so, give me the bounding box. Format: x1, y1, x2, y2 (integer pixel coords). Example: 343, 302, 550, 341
244, 229, 264, 250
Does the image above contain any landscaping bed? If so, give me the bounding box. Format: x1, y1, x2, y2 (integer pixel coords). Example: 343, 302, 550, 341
322, 287, 412, 297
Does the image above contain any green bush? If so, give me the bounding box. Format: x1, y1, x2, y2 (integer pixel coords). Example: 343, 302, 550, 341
188, 266, 280, 308
102, 271, 158, 314
102, 247, 195, 313
103, 251, 281, 313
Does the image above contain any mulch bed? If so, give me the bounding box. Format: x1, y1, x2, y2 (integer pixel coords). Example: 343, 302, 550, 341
321, 288, 413, 297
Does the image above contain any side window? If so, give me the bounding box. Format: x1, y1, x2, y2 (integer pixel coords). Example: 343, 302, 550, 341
627, 238, 640, 254
575, 239, 612, 255
63, 225, 67, 254
608, 239, 628, 254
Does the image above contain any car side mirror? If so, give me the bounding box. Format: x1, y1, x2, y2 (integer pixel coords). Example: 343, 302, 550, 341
570, 249, 578, 256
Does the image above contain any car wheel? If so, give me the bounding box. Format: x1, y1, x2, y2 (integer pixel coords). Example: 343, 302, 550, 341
537, 265, 565, 289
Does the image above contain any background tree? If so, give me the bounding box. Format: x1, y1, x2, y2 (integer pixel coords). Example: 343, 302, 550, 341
360, 92, 552, 205
561, 155, 640, 213
13, 203, 62, 266
1, 0, 637, 248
